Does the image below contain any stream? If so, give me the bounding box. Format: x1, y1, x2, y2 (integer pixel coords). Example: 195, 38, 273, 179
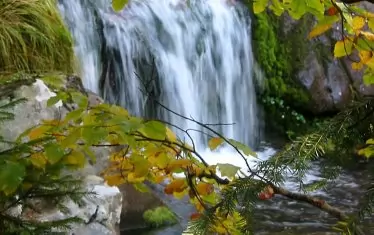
57, 0, 374, 234
123, 144, 374, 235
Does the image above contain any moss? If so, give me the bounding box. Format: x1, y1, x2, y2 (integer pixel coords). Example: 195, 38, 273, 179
143, 206, 178, 228
251, 11, 314, 134
0, 0, 75, 74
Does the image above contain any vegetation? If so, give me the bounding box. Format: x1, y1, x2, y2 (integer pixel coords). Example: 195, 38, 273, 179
0, 0, 75, 74
143, 206, 178, 228
252, 10, 310, 135
0, 0, 374, 234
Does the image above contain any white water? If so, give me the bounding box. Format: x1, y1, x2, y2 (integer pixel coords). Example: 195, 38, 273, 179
57, 0, 360, 192
58, 0, 260, 149
58, 3, 367, 232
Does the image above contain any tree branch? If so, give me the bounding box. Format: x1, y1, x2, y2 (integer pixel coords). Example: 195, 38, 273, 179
272, 185, 365, 235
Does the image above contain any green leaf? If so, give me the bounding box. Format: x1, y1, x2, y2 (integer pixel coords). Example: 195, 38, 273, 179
112, 0, 128, 12
208, 137, 224, 151
47, 95, 61, 107
60, 129, 81, 148
363, 68, 374, 85
253, 0, 268, 14
139, 121, 166, 140
217, 163, 240, 178
71, 92, 88, 109
356, 37, 374, 51
133, 183, 150, 193
81, 127, 108, 145
64, 151, 86, 168
40, 75, 64, 88
334, 39, 353, 58
366, 139, 374, 145
228, 139, 257, 157
306, 0, 324, 17
269, 0, 284, 16
0, 161, 26, 195
45, 143, 65, 164
65, 108, 84, 122
284, 0, 307, 19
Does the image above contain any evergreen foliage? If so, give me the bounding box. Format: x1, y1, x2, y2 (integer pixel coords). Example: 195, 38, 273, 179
0, 94, 86, 234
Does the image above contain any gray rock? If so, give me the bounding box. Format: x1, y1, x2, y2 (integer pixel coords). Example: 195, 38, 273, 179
278, 6, 374, 114
1, 78, 121, 235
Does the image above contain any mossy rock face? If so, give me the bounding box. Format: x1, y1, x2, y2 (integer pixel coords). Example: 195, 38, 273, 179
251, 11, 312, 135
0, 0, 75, 74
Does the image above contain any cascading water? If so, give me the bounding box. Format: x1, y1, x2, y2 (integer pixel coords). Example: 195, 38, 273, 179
58, 0, 260, 149
58, 1, 374, 234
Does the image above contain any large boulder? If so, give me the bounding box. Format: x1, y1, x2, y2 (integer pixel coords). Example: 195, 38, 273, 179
278, 3, 374, 114
0, 76, 122, 235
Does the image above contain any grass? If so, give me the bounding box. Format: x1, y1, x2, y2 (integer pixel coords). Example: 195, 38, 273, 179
0, 0, 75, 74
143, 206, 178, 228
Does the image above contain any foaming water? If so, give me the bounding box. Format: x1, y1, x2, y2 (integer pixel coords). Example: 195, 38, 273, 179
58, 0, 260, 149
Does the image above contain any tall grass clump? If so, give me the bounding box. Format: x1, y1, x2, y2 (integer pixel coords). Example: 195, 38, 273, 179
0, 0, 75, 74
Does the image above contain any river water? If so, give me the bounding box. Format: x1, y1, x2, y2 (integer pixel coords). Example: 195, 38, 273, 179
58, 0, 373, 234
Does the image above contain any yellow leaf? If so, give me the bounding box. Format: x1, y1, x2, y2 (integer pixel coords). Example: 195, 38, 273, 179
127, 172, 146, 183
164, 179, 187, 195
154, 152, 170, 169
308, 24, 332, 39
154, 174, 165, 184
132, 156, 149, 177
42, 119, 62, 126
120, 158, 134, 171
360, 31, 374, 41
65, 151, 86, 168
368, 18, 374, 31
352, 62, 364, 70
166, 127, 177, 142
166, 159, 191, 173
367, 57, 374, 69
30, 153, 47, 169
173, 189, 187, 199
359, 50, 372, 64
28, 125, 51, 140
196, 182, 214, 196
108, 134, 119, 145
352, 16, 365, 31
105, 174, 126, 186
334, 39, 353, 58
208, 137, 224, 151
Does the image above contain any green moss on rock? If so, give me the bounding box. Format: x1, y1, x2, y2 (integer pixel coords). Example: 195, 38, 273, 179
252, 11, 312, 134
143, 206, 178, 228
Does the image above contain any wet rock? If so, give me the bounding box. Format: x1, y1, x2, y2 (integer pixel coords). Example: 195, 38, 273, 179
278, 6, 374, 114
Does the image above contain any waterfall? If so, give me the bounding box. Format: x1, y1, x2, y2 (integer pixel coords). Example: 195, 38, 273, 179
58, 0, 260, 149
